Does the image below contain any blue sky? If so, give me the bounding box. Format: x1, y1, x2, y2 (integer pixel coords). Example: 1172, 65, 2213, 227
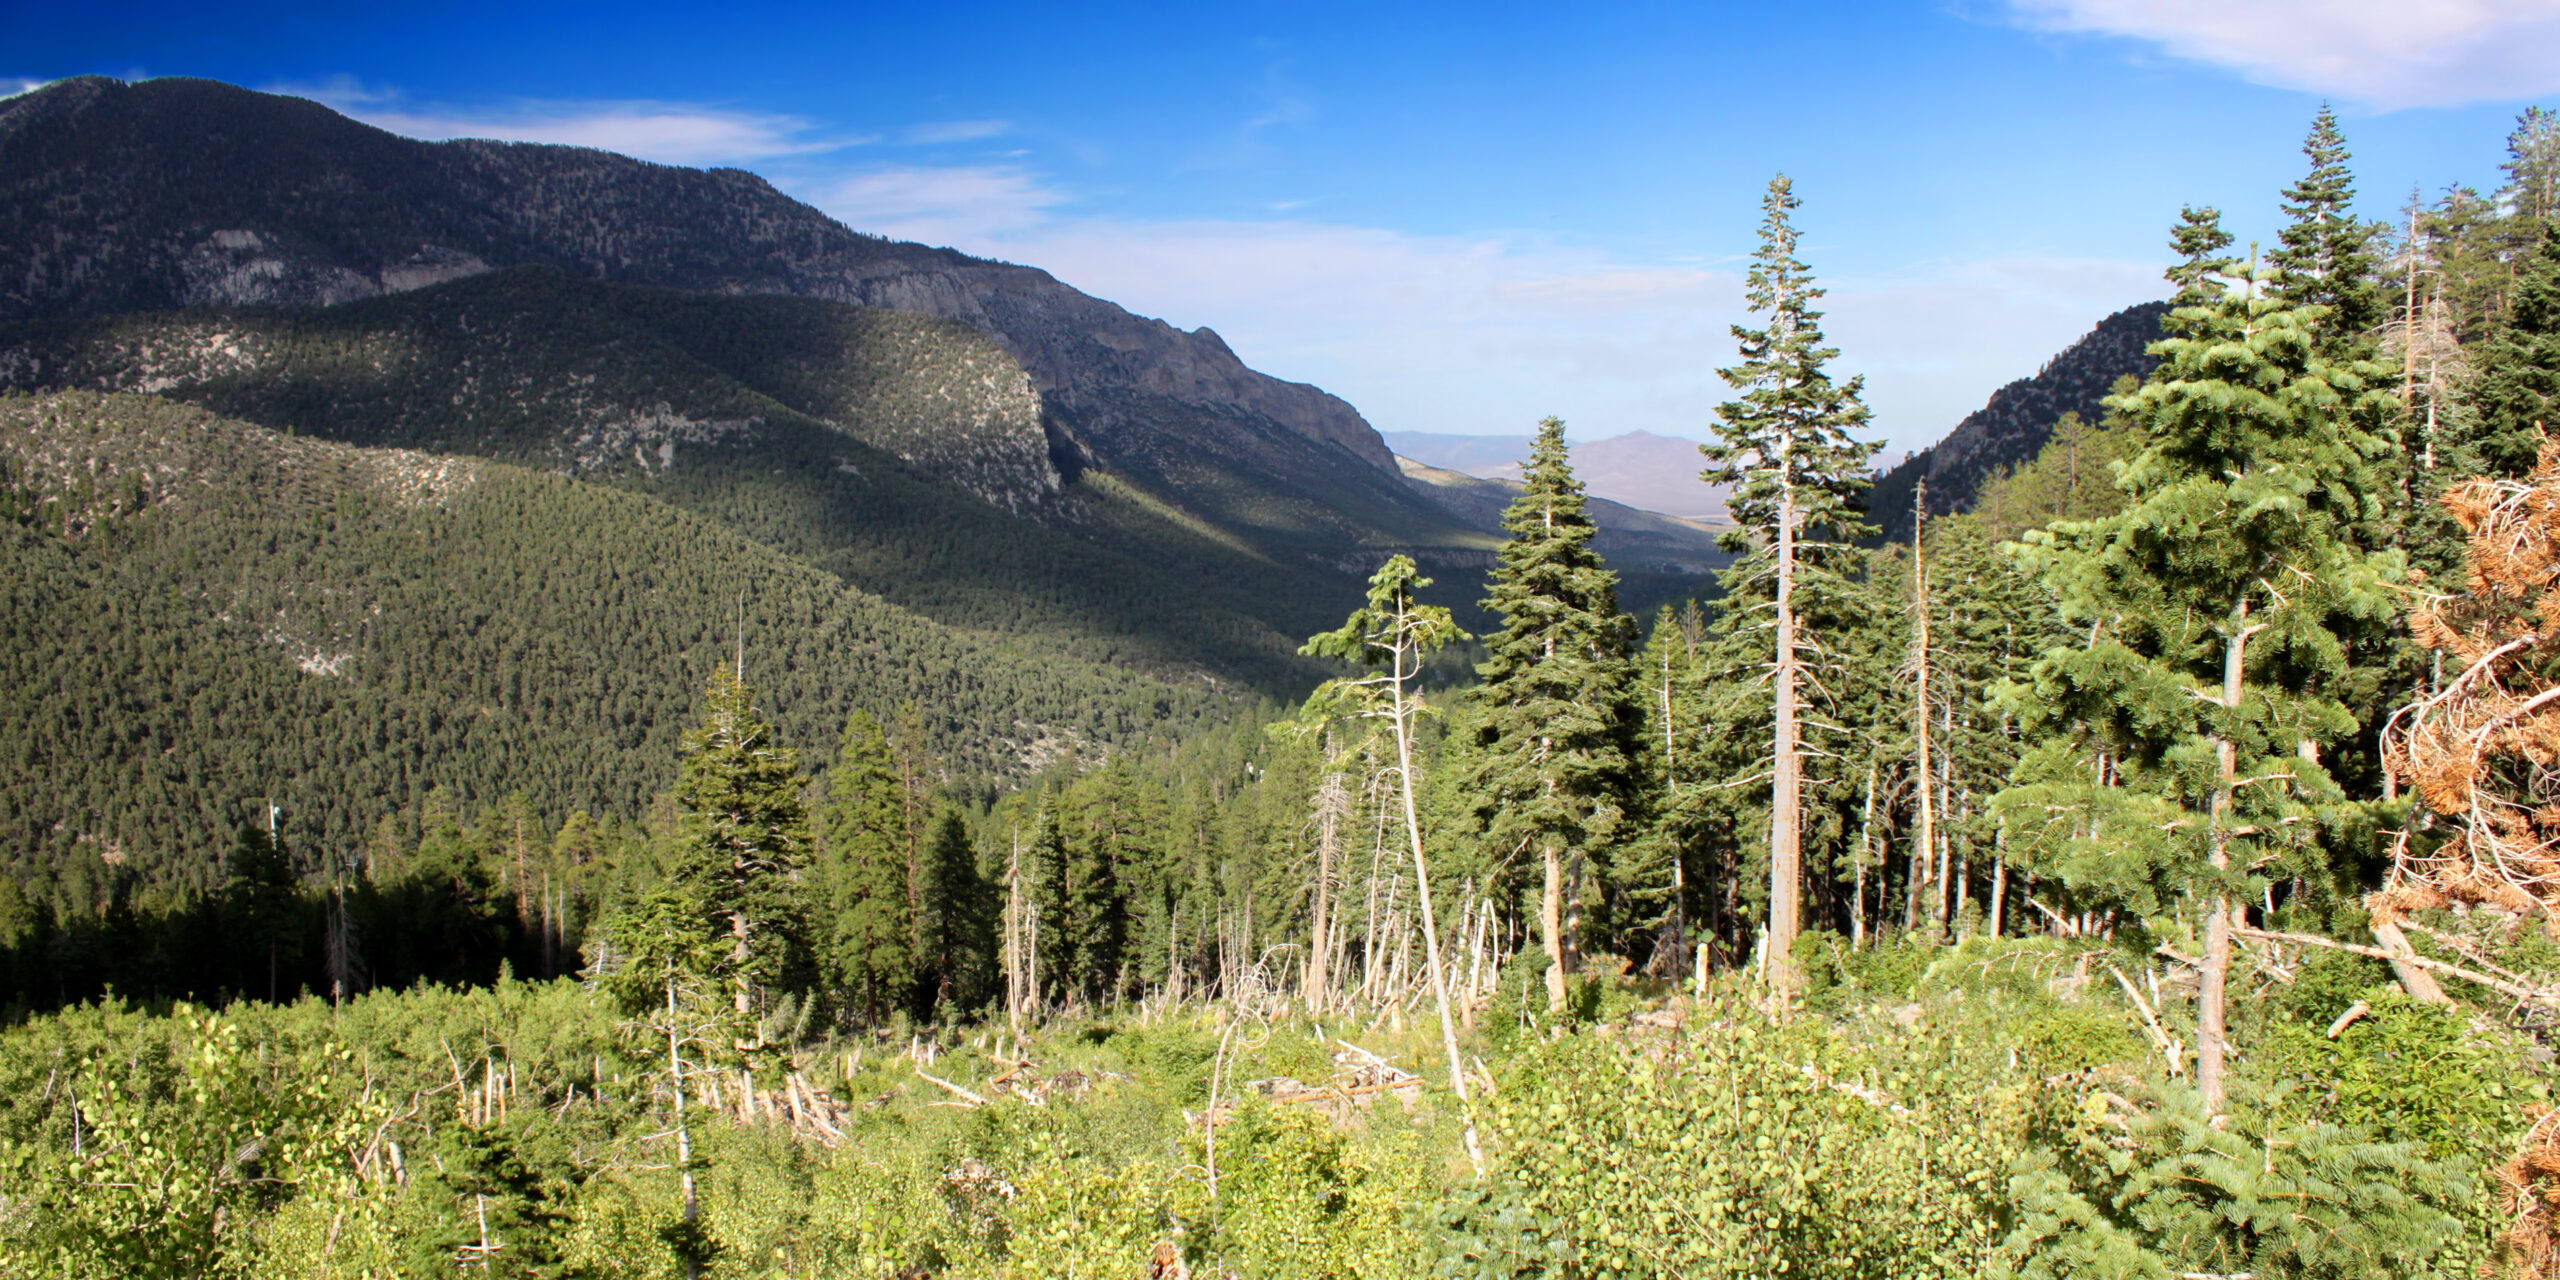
10, 1, 2560, 453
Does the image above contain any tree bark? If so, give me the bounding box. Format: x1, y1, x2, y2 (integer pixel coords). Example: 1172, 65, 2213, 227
2199, 613, 2258, 1112
1540, 843, 1567, 1012
1912, 483, 1936, 944
1769, 438, 1804, 997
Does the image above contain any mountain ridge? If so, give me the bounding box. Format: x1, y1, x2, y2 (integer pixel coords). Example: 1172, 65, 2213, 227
1865, 300, 2168, 540
0, 75, 1398, 471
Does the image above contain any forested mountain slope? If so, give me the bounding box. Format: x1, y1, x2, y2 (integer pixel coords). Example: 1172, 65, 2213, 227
0, 390, 1220, 894
1865, 300, 2167, 540
0, 268, 1492, 687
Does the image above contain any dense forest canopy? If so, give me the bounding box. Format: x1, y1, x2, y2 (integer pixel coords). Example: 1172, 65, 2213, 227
12, 103, 2560, 1278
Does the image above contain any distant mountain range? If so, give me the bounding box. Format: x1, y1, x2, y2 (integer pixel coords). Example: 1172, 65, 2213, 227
1395, 456, 1730, 575
1384, 429, 1729, 521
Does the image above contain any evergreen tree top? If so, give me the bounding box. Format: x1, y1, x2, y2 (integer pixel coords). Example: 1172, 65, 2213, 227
1701, 174, 1881, 544
1479, 417, 1628, 681
1302, 555, 1469, 673
673, 664, 808, 869
1470, 417, 1639, 854
2117, 259, 2399, 504
2167, 205, 2235, 307
2271, 107, 2384, 352
2505, 106, 2560, 224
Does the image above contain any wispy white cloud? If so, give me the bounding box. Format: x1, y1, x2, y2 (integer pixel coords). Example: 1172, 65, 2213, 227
817, 171, 2156, 450
2003, 0, 2560, 109
269, 76, 855, 166
248, 76, 2161, 454
810, 166, 1070, 243
902, 119, 1011, 145
0, 77, 48, 100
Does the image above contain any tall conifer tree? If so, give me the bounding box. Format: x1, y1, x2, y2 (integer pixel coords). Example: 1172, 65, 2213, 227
2272, 107, 2385, 355
915, 809, 997, 1016
1699, 174, 1881, 995
817, 710, 911, 1023
1471, 416, 1640, 1010
1999, 256, 2401, 1109
668, 665, 811, 1033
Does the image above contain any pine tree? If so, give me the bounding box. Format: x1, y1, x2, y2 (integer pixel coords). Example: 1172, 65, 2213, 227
2457, 221, 2560, 479
667, 665, 811, 1039
915, 808, 996, 1017
1699, 174, 1882, 996
2272, 107, 2385, 356
1998, 255, 2402, 1109
1025, 791, 1076, 1010
817, 710, 910, 1023
1471, 417, 1640, 1011
2501, 107, 2560, 264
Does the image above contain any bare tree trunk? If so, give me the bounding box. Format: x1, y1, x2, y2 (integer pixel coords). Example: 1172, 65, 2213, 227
1989, 830, 2008, 939
667, 977, 702, 1280
1004, 827, 1025, 1034
2200, 609, 2260, 1112
1911, 487, 1935, 943
1769, 438, 1805, 997
1853, 763, 1876, 950
1307, 771, 1346, 1011
1389, 627, 1482, 1174
1661, 640, 1687, 971
1540, 843, 1567, 1011
2371, 918, 2451, 1004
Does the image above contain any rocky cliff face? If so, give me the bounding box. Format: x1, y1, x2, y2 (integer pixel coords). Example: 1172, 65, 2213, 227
0, 76, 1394, 472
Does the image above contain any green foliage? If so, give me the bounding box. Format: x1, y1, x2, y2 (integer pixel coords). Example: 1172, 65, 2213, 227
2258, 992, 2546, 1162
2007, 1081, 2470, 1279
0, 389, 1226, 902
1489, 1003, 2017, 1278
0, 1008, 377, 1279
2000, 258, 2403, 924
2271, 107, 2387, 354
1472, 416, 1644, 994
2457, 220, 2560, 480
819, 710, 913, 1022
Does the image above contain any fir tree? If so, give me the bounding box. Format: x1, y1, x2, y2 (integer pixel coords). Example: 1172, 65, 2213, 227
1698, 174, 1882, 995
1025, 791, 1077, 1010
915, 809, 996, 1017
2456, 221, 2560, 479
667, 665, 811, 1038
2167, 206, 2235, 305
1471, 417, 1640, 1010
817, 710, 910, 1023
1998, 256, 2402, 1109
2272, 107, 2385, 355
